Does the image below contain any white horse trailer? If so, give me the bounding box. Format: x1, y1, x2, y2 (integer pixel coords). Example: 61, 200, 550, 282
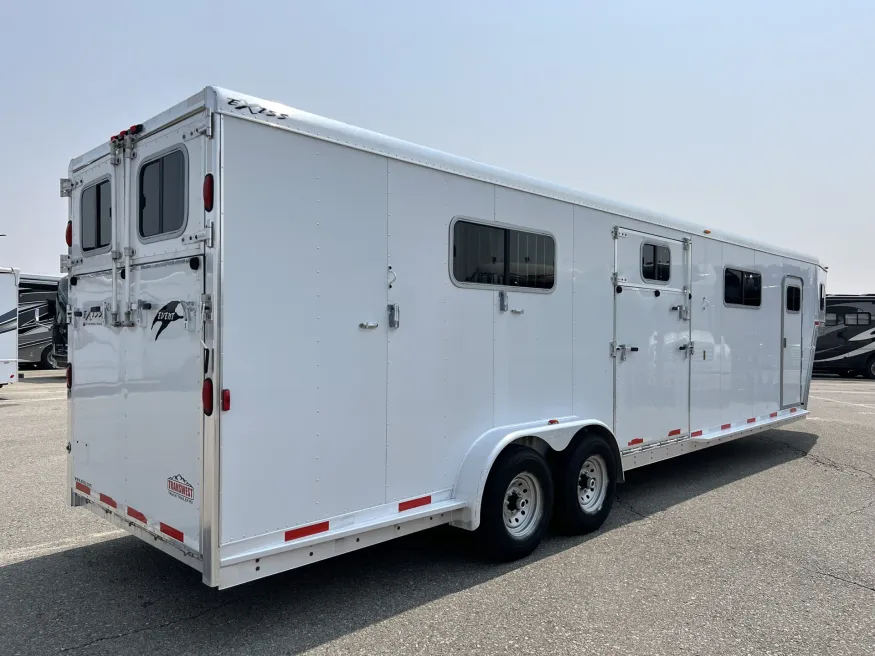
62, 87, 826, 589
0, 268, 20, 387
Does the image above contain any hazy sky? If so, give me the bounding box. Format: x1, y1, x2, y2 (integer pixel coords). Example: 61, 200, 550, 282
0, 1, 872, 291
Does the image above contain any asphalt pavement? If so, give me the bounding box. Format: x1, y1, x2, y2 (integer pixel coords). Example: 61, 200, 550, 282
1, 372, 873, 655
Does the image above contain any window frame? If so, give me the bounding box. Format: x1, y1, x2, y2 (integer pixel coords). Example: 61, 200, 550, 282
79, 175, 113, 256
785, 285, 802, 314
136, 145, 189, 244
639, 240, 672, 285
449, 216, 557, 294
723, 266, 762, 309
844, 312, 871, 327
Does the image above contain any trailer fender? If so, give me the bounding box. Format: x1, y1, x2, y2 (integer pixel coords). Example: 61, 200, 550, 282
450, 418, 620, 531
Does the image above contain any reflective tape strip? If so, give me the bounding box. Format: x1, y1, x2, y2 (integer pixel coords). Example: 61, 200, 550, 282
628, 438, 644, 446
285, 521, 330, 542
747, 417, 756, 424
668, 429, 682, 437
99, 493, 117, 508
691, 430, 703, 438
75, 482, 90, 495
399, 495, 432, 512
159, 523, 184, 543
127, 507, 147, 523
721, 424, 731, 430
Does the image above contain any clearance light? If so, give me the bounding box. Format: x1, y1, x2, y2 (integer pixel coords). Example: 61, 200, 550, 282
65, 221, 72, 247
203, 378, 214, 416
203, 174, 214, 212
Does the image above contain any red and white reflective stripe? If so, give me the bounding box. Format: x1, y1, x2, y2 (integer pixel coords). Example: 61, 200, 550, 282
160, 522, 184, 543
747, 417, 757, 424
75, 481, 90, 495
770, 412, 778, 418
721, 423, 731, 430
127, 506, 147, 523
691, 430, 703, 438
668, 428, 682, 437
99, 493, 117, 508
285, 521, 330, 542
399, 494, 431, 512
628, 438, 644, 446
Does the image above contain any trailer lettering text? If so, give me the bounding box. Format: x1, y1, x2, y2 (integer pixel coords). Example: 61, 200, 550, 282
227, 98, 288, 120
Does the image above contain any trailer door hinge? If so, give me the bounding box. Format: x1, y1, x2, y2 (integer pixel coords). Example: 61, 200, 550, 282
611, 226, 627, 240
683, 237, 692, 251
60, 254, 72, 272
195, 110, 214, 139
183, 223, 214, 247
60, 178, 73, 198
200, 293, 213, 323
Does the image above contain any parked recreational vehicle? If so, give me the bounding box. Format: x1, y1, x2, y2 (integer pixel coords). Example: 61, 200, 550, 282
813, 294, 875, 379
62, 87, 826, 589
0, 268, 19, 387
18, 274, 61, 368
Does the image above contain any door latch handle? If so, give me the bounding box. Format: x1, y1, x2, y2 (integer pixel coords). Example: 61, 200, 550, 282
510, 308, 524, 315
359, 322, 379, 329
387, 303, 400, 329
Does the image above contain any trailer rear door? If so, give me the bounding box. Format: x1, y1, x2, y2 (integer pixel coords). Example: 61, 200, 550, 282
70, 112, 210, 552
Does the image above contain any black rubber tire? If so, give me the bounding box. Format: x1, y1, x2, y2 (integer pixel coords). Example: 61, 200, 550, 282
865, 356, 875, 380
38, 345, 57, 370
476, 445, 553, 562
554, 435, 618, 535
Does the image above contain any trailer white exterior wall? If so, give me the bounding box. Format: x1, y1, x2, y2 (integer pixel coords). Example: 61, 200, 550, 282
64, 87, 825, 588
0, 268, 19, 386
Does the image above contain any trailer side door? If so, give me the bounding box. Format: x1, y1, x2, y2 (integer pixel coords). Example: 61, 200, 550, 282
613, 228, 691, 447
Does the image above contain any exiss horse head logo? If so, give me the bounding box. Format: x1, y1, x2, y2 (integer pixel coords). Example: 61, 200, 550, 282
151, 301, 185, 340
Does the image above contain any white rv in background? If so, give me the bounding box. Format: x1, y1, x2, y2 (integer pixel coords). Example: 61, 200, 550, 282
0, 268, 20, 387
62, 87, 825, 589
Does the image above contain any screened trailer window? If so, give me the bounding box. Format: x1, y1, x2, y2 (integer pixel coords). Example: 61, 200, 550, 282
139, 150, 186, 239
452, 220, 555, 290
642, 243, 670, 282
786, 286, 801, 313
845, 312, 871, 326
724, 268, 761, 307
81, 180, 112, 252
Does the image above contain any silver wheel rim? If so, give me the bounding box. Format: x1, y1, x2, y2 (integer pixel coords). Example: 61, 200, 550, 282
578, 454, 608, 514
503, 472, 543, 539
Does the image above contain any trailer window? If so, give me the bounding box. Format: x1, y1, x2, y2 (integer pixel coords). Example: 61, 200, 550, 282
819, 284, 825, 311
845, 312, 871, 326
724, 268, 761, 307
452, 220, 554, 290
139, 150, 186, 239
641, 243, 670, 282
786, 286, 801, 313
80, 180, 112, 252
825, 313, 837, 326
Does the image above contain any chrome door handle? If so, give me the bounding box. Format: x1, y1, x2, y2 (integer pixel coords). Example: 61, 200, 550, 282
359, 322, 379, 329
510, 308, 524, 315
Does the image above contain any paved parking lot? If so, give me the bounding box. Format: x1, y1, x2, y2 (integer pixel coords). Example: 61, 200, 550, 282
1, 373, 873, 655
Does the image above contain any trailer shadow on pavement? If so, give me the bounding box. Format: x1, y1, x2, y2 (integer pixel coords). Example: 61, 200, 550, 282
1, 429, 818, 656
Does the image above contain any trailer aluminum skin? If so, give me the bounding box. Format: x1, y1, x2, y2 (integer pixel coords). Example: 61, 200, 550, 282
62, 87, 826, 589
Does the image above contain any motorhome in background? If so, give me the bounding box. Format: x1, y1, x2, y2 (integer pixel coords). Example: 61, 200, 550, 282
18, 274, 61, 369
814, 294, 875, 379
52, 274, 69, 368
63, 87, 825, 589
0, 268, 20, 387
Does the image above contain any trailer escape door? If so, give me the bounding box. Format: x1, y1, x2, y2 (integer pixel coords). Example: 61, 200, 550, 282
613, 228, 691, 447
781, 277, 804, 407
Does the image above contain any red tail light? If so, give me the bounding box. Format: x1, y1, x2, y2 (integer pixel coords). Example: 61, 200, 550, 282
65, 220, 72, 247
203, 174, 214, 212
202, 378, 214, 416
221, 389, 231, 412
66, 364, 71, 390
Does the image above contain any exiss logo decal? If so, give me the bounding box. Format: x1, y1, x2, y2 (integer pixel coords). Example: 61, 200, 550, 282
167, 475, 194, 503
151, 301, 185, 340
